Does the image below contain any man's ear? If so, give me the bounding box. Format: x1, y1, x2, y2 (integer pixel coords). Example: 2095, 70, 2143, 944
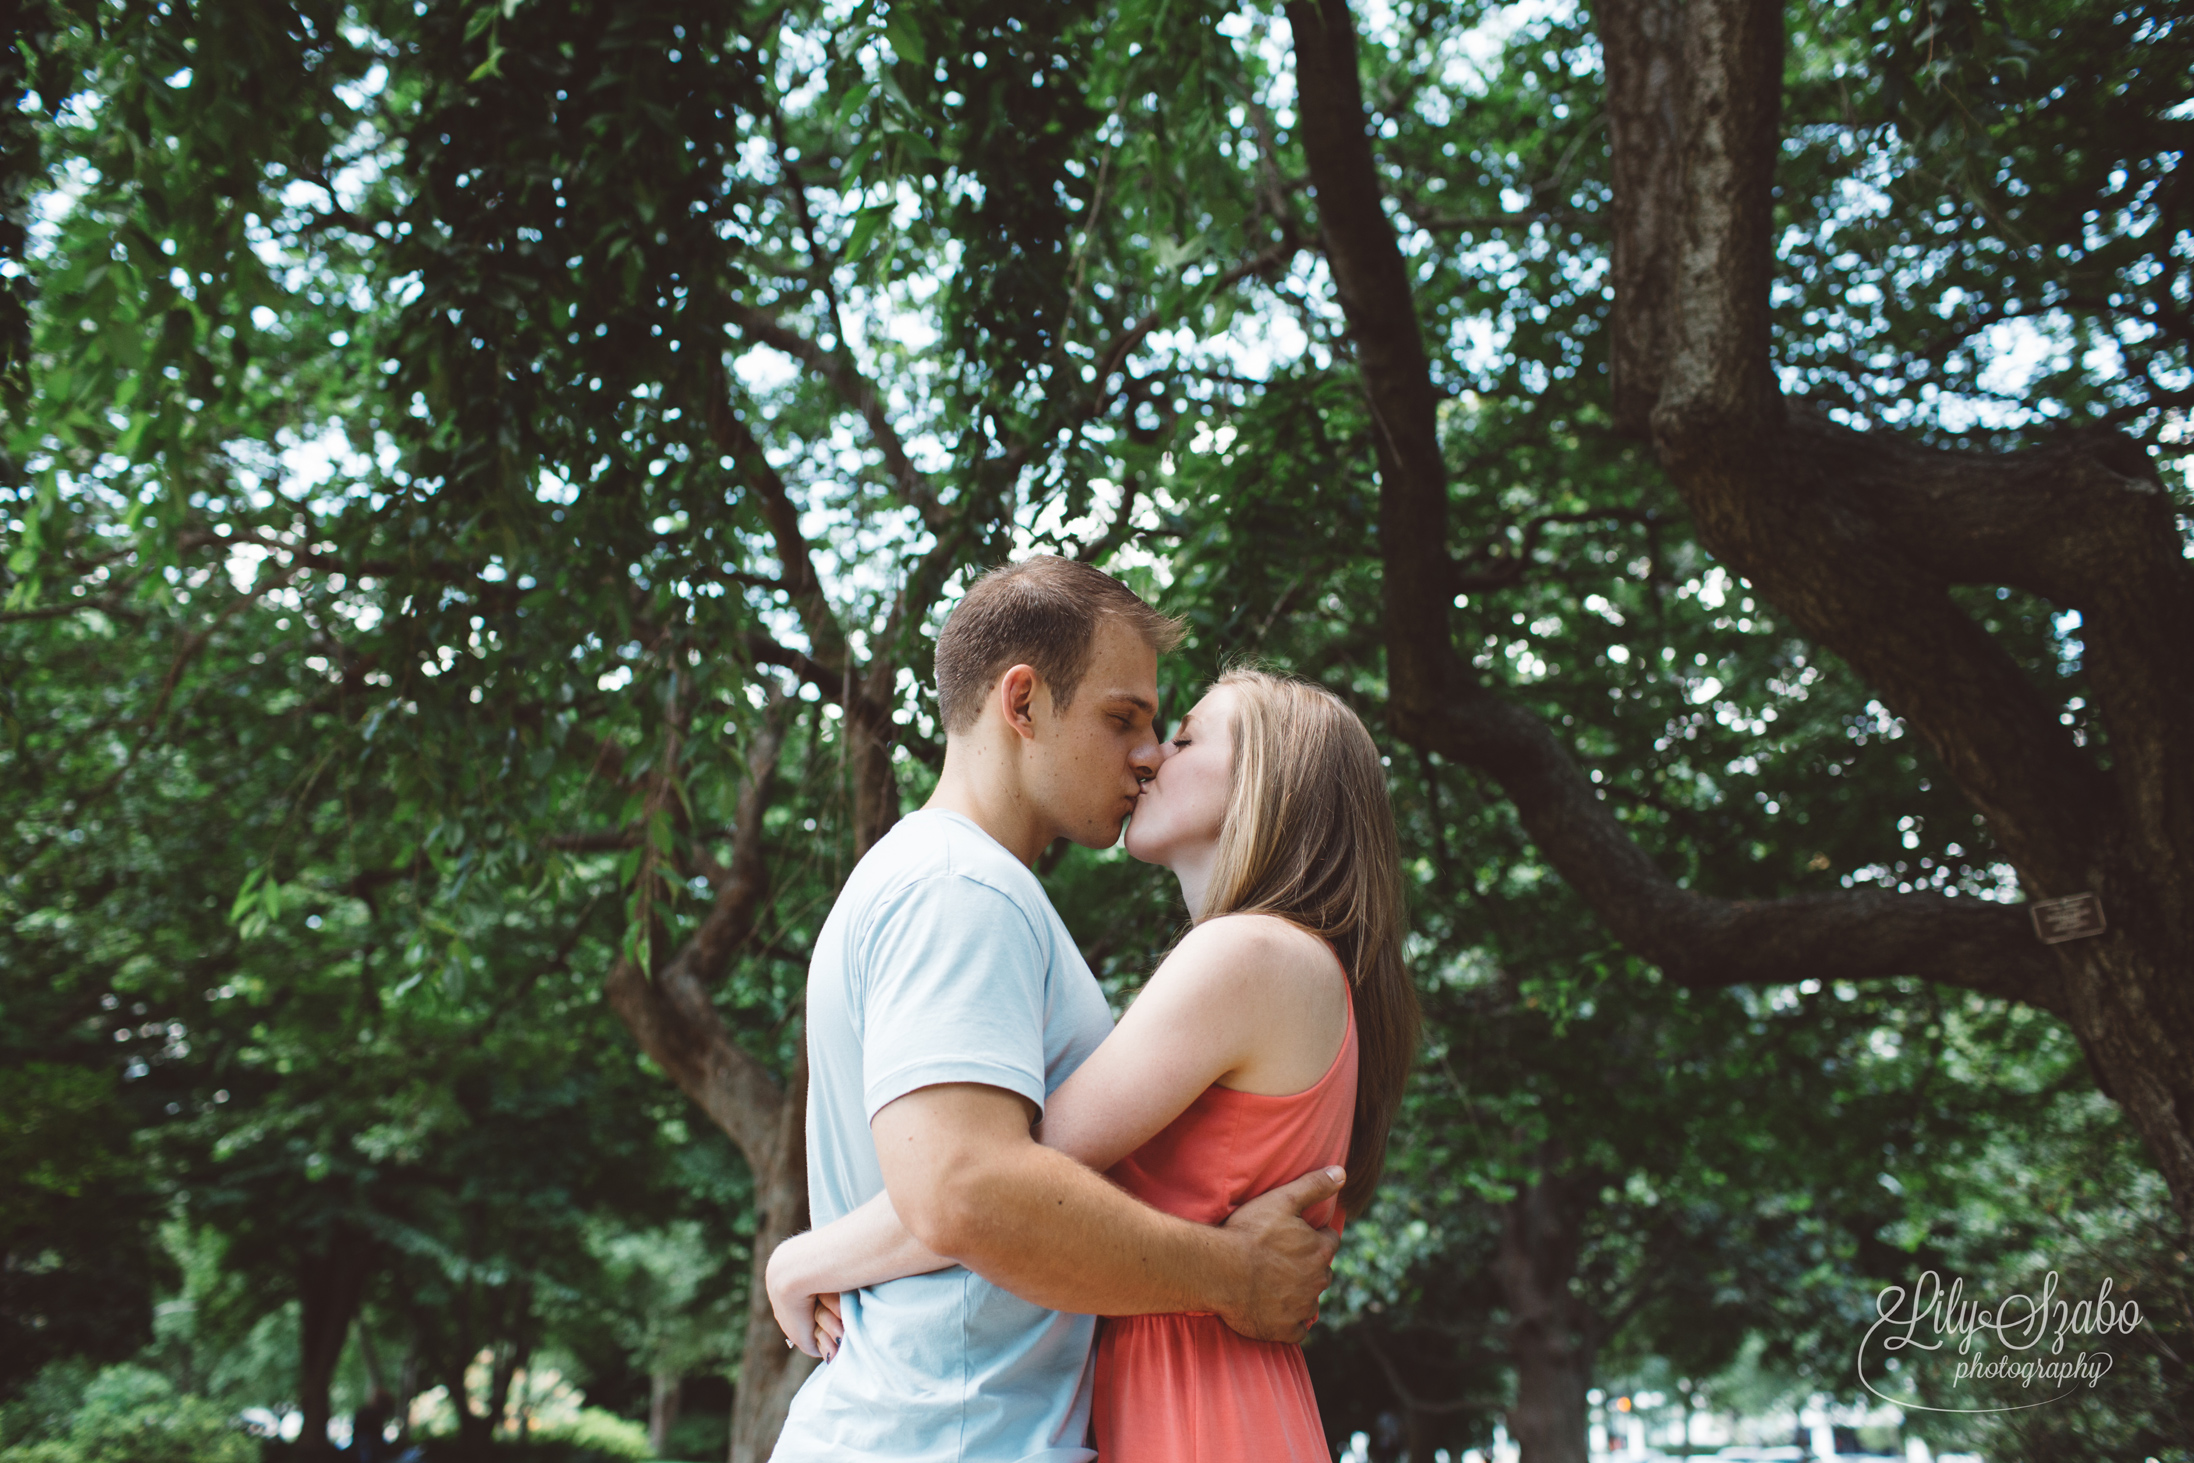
996, 664, 1042, 742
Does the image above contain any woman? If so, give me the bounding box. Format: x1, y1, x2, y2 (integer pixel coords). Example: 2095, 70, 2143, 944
767, 668, 1421, 1460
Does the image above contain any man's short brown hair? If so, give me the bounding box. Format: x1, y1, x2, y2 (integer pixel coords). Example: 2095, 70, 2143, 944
934, 556, 1184, 733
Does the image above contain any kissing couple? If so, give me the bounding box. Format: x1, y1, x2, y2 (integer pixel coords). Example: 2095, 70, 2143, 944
765, 555, 1421, 1462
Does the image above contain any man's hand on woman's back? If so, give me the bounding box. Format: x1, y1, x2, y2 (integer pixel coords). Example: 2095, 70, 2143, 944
1214, 1166, 1345, 1343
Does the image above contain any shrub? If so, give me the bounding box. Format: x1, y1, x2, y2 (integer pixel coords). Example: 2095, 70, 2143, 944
0, 1365, 252, 1463
528, 1409, 650, 1462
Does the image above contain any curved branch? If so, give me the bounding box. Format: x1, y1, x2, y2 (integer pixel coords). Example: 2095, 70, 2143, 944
704, 360, 851, 677
605, 705, 791, 1170
1286, 0, 1452, 720
1286, 0, 2067, 1015
1410, 686, 2065, 1011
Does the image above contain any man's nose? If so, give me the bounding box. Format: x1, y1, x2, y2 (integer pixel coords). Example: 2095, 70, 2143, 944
1130, 728, 1164, 781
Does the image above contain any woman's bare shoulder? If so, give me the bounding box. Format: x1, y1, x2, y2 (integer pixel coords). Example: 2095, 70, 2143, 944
1176, 914, 1347, 1094
1171, 912, 1337, 988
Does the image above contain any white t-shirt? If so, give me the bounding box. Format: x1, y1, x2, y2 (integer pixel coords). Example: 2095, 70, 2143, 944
771, 809, 1116, 1463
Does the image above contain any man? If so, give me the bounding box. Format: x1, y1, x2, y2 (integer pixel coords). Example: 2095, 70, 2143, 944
771, 556, 1345, 1461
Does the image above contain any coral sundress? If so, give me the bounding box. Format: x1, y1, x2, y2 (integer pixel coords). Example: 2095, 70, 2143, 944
1090, 969, 1356, 1462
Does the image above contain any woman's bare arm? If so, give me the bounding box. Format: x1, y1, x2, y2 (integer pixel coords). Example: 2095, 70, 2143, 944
1039, 915, 1343, 1165
764, 914, 1340, 1354
766, 1190, 948, 1357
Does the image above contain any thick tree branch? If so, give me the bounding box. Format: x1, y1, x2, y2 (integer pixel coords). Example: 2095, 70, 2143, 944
1409, 688, 2065, 1010
1596, 0, 2193, 901
1594, 0, 2194, 1224
605, 706, 790, 1170
1601, 0, 1782, 450
1767, 418, 2194, 889
1696, 411, 2191, 892
1286, 0, 1452, 722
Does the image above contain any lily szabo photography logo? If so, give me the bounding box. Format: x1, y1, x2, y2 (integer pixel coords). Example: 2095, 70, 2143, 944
1857, 1270, 2144, 1413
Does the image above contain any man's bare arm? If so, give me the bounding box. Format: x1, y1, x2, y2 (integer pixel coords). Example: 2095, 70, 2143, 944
873, 1082, 1341, 1342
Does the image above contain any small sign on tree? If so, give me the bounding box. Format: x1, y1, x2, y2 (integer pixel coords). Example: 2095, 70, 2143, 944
2031, 894, 2107, 945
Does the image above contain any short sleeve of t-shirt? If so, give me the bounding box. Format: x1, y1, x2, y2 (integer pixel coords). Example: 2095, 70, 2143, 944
858, 873, 1051, 1121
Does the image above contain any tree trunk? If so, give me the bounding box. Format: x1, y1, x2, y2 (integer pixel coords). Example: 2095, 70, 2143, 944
847, 694, 903, 864
354, 1316, 386, 1397
649, 1370, 682, 1457
394, 1347, 420, 1441
728, 1045, 818, 1463
1496, 1160, 1600, 1463
351, 1318, 391, 1455
297, 1227, 374, 1459
450, 1351, 494, 1454
486, 1330, 530, 1440
604, 707, 831, 1463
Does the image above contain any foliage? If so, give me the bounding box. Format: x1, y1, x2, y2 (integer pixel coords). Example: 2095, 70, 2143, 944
0, 1365, 254, 1463
3, 0, 2186, 1452
525, 1409, 651, 1462
1889, 1084, 2194, 1461
0, 1065, 165, 1393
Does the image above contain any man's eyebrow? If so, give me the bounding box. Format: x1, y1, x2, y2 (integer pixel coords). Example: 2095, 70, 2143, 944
1106, 690, 1159, 717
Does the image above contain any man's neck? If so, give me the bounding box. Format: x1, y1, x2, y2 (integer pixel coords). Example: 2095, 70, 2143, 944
925, 740, 1051, 867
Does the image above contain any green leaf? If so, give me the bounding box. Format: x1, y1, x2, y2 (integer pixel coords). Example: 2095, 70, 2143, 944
883, 10, 926, 65
841, 205, 893, 266
228, 868, 265, 926
832, 80, 878, 131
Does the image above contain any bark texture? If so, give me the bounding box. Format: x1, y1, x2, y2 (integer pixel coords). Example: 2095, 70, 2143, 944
1288, 0, 2194, 1231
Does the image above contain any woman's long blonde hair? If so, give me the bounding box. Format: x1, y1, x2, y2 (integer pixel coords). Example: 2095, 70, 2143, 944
1198, 668, 1421, 1221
